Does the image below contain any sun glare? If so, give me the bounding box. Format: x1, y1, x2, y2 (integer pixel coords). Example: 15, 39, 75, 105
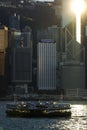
70, 0, 86, 43
71, 0, 85, 14
76, 14, 81, 43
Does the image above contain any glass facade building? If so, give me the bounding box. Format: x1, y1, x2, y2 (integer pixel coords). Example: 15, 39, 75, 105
9, 14, 20, 30
12, 48, 32, 83
10, 31, 31, 48
10, 29, 32, 83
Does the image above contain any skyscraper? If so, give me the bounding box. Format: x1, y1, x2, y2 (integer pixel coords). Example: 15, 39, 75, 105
12, 48, 32, 83
9, 14, 20, 30
37, 39, 56, 90
0, 26, 8, 75
0, 26, 8, 96
9, 27, 32, 83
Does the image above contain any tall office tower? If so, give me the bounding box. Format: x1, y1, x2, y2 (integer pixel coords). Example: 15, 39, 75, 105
0, 26, 8, 50
9, 29, 32, 48
37, 26, 60, 50
0, 26, 8, 75
37, 39, 56, 90
0, 26, 8, 97
37, 26, 66, 65
9, 27, 32, 83
47, 25, 65, 52
20, 32, 31, 48
9, 30, 21, 48
53, 0, 62, 27
12, 48, 32, 83
9, 14, 20, 30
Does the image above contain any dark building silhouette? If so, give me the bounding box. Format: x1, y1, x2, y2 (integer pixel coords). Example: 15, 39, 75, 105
9, 14, 20, 30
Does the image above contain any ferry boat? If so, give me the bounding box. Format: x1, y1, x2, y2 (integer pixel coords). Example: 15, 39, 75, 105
5, 101, 71, 117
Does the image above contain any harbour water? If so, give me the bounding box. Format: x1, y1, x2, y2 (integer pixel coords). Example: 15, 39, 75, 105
0, 101, 87, 130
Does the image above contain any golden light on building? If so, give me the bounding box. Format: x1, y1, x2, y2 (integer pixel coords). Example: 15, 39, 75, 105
0, 26, 8, 50
0, 26, 8, 75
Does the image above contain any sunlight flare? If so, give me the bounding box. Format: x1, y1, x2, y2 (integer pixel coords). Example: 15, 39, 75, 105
71, 0, 85, 43
71, 0, 85, 15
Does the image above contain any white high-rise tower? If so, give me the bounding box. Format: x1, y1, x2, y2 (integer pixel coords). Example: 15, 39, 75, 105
37, 39, 56, 90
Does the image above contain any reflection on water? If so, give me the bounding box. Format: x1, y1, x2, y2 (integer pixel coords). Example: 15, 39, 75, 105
71, 104, 87, 117
0, 101, 87, 130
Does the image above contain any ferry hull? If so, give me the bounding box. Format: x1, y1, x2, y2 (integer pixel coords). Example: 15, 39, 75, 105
6, 109, 71, 118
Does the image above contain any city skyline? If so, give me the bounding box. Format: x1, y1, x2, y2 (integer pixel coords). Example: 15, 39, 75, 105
0, 1, 87, 130
0, 0, 86, 97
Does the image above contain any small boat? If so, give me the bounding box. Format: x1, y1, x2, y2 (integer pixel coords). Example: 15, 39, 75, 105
5, 101, 71, 117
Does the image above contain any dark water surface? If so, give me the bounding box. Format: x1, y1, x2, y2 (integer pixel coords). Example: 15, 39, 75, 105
0, 101, 87, 130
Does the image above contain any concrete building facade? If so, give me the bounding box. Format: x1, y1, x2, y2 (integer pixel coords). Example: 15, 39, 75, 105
37, 40, 56, 90
61, 63, 85, 90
